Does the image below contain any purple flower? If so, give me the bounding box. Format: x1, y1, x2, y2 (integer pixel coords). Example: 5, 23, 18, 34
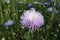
27, 3, 33, 8
57, 3, 60, 8
54, 8, 59, 14
48, 0, 54, 6
4, 20, 14, 26
49, 0, 54, 3
43, 2, 50, 6
20, 8, 44, 30
47, 7, 53, 12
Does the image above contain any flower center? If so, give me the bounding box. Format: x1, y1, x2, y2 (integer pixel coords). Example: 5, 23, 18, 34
28, 13, 36, 21
31, 16, 35, 21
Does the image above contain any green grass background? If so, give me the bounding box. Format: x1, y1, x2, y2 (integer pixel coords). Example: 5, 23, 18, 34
0, 0, 60, 40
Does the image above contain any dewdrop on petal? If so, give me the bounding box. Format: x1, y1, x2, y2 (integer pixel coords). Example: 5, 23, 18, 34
20, 8, 44, 30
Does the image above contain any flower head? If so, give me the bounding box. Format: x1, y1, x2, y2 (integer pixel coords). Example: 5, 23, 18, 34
43, 2, 50, 6
47, 7, 53, 12
27, 3, 33, 8
4, 20, 14, 26
54, 8, 59, 14
20, 8, 44, 30
57, 3, 60, 8
49, 0, 54, 3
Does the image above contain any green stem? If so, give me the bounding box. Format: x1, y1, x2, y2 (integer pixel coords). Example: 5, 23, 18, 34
0, 4, 4, 24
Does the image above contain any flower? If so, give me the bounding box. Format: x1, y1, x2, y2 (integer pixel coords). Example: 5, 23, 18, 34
27, 3, 33, 8
47, 7, 53, 12
4, 20, 14, 26
48, 0, 54, 6
57, 3, 60, 8
49, 0, 54, 3
43, 2, 50, 6
54, 8, 59, 14
20, 8, 44, 30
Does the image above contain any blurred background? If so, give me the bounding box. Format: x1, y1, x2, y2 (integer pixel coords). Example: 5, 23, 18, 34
0, 0, 60, 40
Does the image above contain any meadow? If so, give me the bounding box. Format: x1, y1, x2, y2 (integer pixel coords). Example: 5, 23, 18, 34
0, 0, 60, 40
